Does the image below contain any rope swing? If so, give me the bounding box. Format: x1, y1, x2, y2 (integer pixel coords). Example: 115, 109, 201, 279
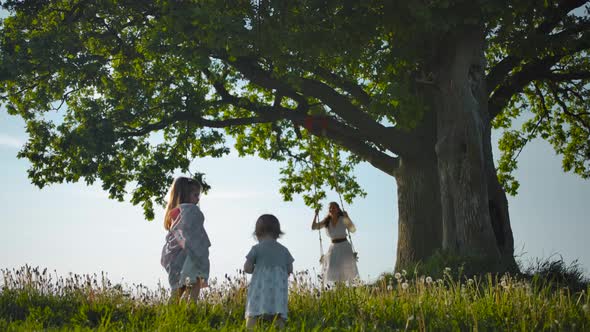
330, 144, 358, 261
305, 115, 358, 263
309, 133, 325, 264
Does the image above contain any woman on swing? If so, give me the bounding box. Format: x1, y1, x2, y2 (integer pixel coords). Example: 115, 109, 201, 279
311, 202, 359, 283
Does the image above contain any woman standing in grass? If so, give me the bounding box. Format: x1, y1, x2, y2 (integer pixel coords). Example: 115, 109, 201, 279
161, 177, 210, 304
311, 202, 359, 283
244, 214, 294, 329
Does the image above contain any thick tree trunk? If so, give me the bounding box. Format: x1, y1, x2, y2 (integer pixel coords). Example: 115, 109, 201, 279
394, 154, 442, 271
390, 28, 518, 273
482, 106, 518, 271
433, 28, 505, 266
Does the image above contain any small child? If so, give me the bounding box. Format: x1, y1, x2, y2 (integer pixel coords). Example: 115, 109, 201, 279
161, 177, 211, 304
244, 214, 294, 329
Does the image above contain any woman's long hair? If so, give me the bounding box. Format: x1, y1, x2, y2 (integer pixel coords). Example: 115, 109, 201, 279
164, 177, 202, 230
322, 201, 344, 228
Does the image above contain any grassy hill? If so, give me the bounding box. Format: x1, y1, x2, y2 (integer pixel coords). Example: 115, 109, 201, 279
1, 264, 589, 331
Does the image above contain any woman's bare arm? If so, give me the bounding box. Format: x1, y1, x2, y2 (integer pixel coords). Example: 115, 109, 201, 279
342, 212, 356, 233
311, 210, 325, 230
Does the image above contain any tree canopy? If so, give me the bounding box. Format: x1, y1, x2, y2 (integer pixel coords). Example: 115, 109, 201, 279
1, 0, 588, 220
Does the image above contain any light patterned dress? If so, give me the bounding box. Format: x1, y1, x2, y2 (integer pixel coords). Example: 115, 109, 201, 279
322, 216, 359, 282
161, 203, 211, 289
245, 239, 294, 319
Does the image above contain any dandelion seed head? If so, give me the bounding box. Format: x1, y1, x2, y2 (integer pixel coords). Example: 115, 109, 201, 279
401, 269, 407, 276
426, 276, 433, 284
402, 282, 409, 290
467, 279, 474, 285
394, 272, 402, 280
387, 285, 393, 291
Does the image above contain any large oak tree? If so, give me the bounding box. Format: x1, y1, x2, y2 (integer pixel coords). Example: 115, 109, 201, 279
1, 0, 588, 272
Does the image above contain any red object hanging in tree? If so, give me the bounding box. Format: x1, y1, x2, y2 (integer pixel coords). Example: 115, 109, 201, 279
304, 116, 329, 132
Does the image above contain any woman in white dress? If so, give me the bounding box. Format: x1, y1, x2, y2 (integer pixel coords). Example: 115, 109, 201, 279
311, 202, 359, 283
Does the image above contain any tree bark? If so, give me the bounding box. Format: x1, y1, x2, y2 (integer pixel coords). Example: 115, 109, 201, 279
393, 107, 442, 271
482, 106, 518, 271
394, 153, 442, 272
433, 28, 504, 265
391, 29, 518, 272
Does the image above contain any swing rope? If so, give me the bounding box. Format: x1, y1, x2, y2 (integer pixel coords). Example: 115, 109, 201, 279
309, 133, 324, 262
330, 145, 358, 260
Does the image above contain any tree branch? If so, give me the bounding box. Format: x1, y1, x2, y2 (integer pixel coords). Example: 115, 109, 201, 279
201, 70, 401, 173
229, 56, 309, 111
312, 66, 371, 106
223, 56, 411, 156
543, 70, 590, 81
119, 112, 277, 137
486, 0, 589, 91
488, 30, 590, 120
548, 83, 590, 130
305, 121, 400, 175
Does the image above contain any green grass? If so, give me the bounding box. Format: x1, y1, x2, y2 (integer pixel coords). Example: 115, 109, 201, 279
1, 265, 589, 331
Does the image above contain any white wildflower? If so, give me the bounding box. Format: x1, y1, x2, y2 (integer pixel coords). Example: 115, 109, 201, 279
426, 276, 433, 284
467, 278, 474, 286
387, 285, 393, 291
500, 280, 508, 289
394, 272, 402, 280
402, 282, 409, 290
401, 269, 407, 276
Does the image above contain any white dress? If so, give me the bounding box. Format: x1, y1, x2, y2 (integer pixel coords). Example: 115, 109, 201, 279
322, 216, 359, 282
245, 239, 294, 319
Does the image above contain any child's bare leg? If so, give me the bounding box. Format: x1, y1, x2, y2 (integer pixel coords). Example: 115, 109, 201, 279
246, 316, 258, 329
274, 316, 286, 330
169, 286, 186, 305
188, 283, 201, 304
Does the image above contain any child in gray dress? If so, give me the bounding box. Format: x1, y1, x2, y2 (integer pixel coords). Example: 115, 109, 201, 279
243, 214, 294, 329
161, 177, 211, 304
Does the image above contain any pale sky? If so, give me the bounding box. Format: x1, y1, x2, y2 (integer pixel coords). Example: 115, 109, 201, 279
1, 107, 589, 289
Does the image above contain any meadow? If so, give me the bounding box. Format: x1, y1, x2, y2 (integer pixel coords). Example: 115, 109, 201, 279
1, 262, 589, 331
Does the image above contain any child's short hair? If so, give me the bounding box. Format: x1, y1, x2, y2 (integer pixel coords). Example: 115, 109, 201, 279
254, 214, 284, 239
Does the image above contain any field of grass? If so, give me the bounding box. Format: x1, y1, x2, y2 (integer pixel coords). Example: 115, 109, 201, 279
1, 264, 589, 331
